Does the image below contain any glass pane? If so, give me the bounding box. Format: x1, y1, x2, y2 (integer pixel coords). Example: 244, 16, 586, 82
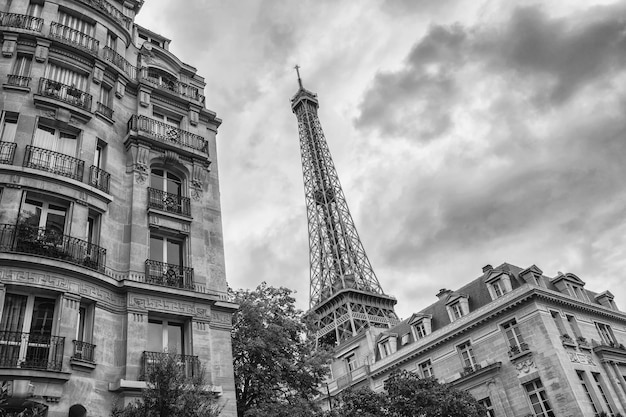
45, 212, 66, 235
1, 120, 17, 142
166, 240, 182, 266
29, 298, 55, 336
147, 321, 163, 352
168, 322, 183, 353
76, 307, 86, 341
22, 200, 42, 227
150, 236, 163, 262
151, 169, 164, 190
166, 173, 181, 195
1, 294, 27, 332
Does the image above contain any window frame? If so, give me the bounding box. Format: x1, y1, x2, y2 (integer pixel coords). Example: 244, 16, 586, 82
523, 379, 555, 417
501, 319, 525, 351
457, 340, 476, 369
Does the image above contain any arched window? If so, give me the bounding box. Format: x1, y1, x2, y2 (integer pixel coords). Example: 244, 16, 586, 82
148, 168, 189, 216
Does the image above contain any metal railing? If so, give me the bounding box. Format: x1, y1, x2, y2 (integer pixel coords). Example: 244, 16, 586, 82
24, 145, 85, 181
0, 331, 64, 371
38, 78, 92, 111
74, 0, 131, 29
0, 142, 17, 165
6, 74, 31, 88
0, 12, 43, 32
102, 46, 137, 79
139, 68, 205, 103
49, 22, 99, 54
89, 165, 111, 193
145, 259, 194, 290
0, 223, 106, 272
96, 101, 114, 119
72, 340, 96, 362
140, 351, 200, 380
127, 115, 207, 153
148, 187, 191, 217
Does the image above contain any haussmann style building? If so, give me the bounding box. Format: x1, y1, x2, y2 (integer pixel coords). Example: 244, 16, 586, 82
323, 263, 626, 417
0, 0, 238, 415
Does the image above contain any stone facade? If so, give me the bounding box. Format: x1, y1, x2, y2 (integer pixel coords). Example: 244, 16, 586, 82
0, 1, 237, 416
324, 263, 626, 417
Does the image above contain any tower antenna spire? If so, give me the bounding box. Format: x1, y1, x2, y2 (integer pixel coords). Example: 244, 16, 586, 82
294, 64, 303, 89
290, 76, 398, 347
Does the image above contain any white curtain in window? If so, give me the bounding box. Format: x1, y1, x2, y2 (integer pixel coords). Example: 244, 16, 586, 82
45, 63, 88, 90
1, 294, 27, 332
58, 11, 94, 36
13, 56, 32, 77
1, 119, 17, 142
32, 126, 76, 156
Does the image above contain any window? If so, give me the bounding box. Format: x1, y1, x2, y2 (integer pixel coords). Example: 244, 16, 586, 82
345, 353, 357, 372
413, 321, 427, 339
12, 54, 32, 79
565, 315, 582, 339
33, 124, 77, 156
577, 371, 600, 415
106, 31, 117, 50
492, 279, 505, 297
592, 373, 615, 415
1, 112, 18, 142
153, 111, 180, 128
595, 322, 617, 346
27, 1, 43, 18
21, 193, 69, 236
450, 302, 464, 320
550, 310, 567, 336
379, 340, 392, 358
87, 210, 101, 248
147, 318, 185, 353
150, 234, 184, 267
0, 293, 60, 369
524, 379, 555, 417
418, 359, 433, 378
457, 341, 476, 370
99, 85, 111, 107
400, 333, 410, 346
567, 283, 587, 301
73, 302, 95, 361
57, 10, 95, 37
45, 62, 88, 91
478, 397, 496, 417
502, 319, 525, 352
149, 168, 189, 215
29, 124, 79, 177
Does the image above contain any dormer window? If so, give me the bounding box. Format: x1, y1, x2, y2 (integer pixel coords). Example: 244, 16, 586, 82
345, 353, 357, 372
519, 265, 544, 287
445, 294, 470, 322
595, 291, 617, 310
553, 273, 588, 302
567, 283, 588, 301
409, 314, 432, 341
485, 271, 513, 300
378, 334, 397, 358
400, 333, 410, 346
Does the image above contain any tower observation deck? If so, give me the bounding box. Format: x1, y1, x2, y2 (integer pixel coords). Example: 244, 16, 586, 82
290, 67, 398, 346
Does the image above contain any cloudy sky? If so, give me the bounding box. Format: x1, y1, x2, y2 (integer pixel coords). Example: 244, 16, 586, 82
137, 0, 626, 319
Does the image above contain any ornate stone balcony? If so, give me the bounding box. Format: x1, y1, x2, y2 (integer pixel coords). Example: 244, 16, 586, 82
24, 145, 85, 181
139, 68, 205, 104
37, 78, 92, 112
0, 12, 43, 32
74, 0, 131, 29
127, 115, 208, 156
0, 223, 106, 272
102, 46, 137, 79
144, 259, 194, 290
0, 331, 64, 371
49, 22, 99, 55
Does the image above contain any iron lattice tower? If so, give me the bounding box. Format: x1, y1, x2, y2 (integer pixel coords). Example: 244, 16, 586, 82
291, 67, 398, 346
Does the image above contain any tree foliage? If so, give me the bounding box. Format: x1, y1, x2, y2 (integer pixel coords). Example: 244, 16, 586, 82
324, 369, 486, 417
111, 353, 223, 417
231, 283, 330, 417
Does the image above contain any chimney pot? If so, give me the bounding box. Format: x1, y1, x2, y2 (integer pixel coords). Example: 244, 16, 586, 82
482, 264, 493, 273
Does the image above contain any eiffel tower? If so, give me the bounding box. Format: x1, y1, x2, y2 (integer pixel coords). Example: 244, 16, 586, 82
290, 66, 399, 346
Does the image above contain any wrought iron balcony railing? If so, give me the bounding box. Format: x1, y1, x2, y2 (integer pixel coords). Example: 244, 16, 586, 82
140, 351, 200, 380
24, 145, 85, 181
6, 74, 31, 88
145, 259, 194, 290
38, 78, 92, 111
49, 22, 99, 54
148, 187, 191, 217
72, 340, 96, 362
96, 101, 114, 119
74, 0, 131, 29
0, 12, 43, 32
90, 165, 111, 193
139, 68, 205, 103
0, 331, 64, 371
0, 223, 106, 272
102, 46, 137, 79
0, 142, 17, 165
127, 115, 207, 153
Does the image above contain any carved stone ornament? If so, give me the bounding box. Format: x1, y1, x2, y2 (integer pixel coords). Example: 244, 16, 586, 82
515, 358, 537, 377
2, 39, 16, 57
35, 44, 49, 62
131, 145, 150, 183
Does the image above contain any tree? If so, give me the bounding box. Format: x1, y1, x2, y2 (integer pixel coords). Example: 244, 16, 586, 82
324, 369, 486, 417
231, 283, 330, 417
111, 352, 223, 417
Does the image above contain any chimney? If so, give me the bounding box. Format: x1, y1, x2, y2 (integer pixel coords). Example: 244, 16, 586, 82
436, 288, 451, 300
482, 264, 493, 274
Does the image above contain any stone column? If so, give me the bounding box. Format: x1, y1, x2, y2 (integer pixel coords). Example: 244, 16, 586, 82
57, 293, 81, 367
125, 307, 148, 381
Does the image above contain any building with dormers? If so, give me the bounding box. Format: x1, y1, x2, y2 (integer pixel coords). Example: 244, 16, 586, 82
0, 1, 237, 416
323, 263, 626, 417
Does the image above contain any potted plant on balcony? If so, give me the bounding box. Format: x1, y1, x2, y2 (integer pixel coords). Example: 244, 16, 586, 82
44, 80, 62, 97
560, 333, 576, 347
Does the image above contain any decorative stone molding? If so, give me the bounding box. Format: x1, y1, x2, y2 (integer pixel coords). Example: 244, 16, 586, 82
115, 78, 126, 99
2, 34, 18, 57
130, 144, 150, 183
514, 357, 537, 377
130, 295, 211, 319
568, 351, 596, 366
35, 39, 51, 63
93, 62, 106, 85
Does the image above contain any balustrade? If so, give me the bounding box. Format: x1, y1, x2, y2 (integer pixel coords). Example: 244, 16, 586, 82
96, 101, 114, 119
0, 223, 106, 272
139, 68, 205, 103
6, 74, 31, 88
102, 46, 137, 79
127, 115, 207, 153
0, 142, 17, 165
73, 0, 131, 29
72, 340, 96, 362
38, 78, 92, 111
90, 165, 111, 193
145, 259, 194, 290
50, 22, 99, 54
0, 331, 64, 371
141, 351, 200, 380
24, 145, 85, 181
148, 187, 191, 216
0, 12, 43, 32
